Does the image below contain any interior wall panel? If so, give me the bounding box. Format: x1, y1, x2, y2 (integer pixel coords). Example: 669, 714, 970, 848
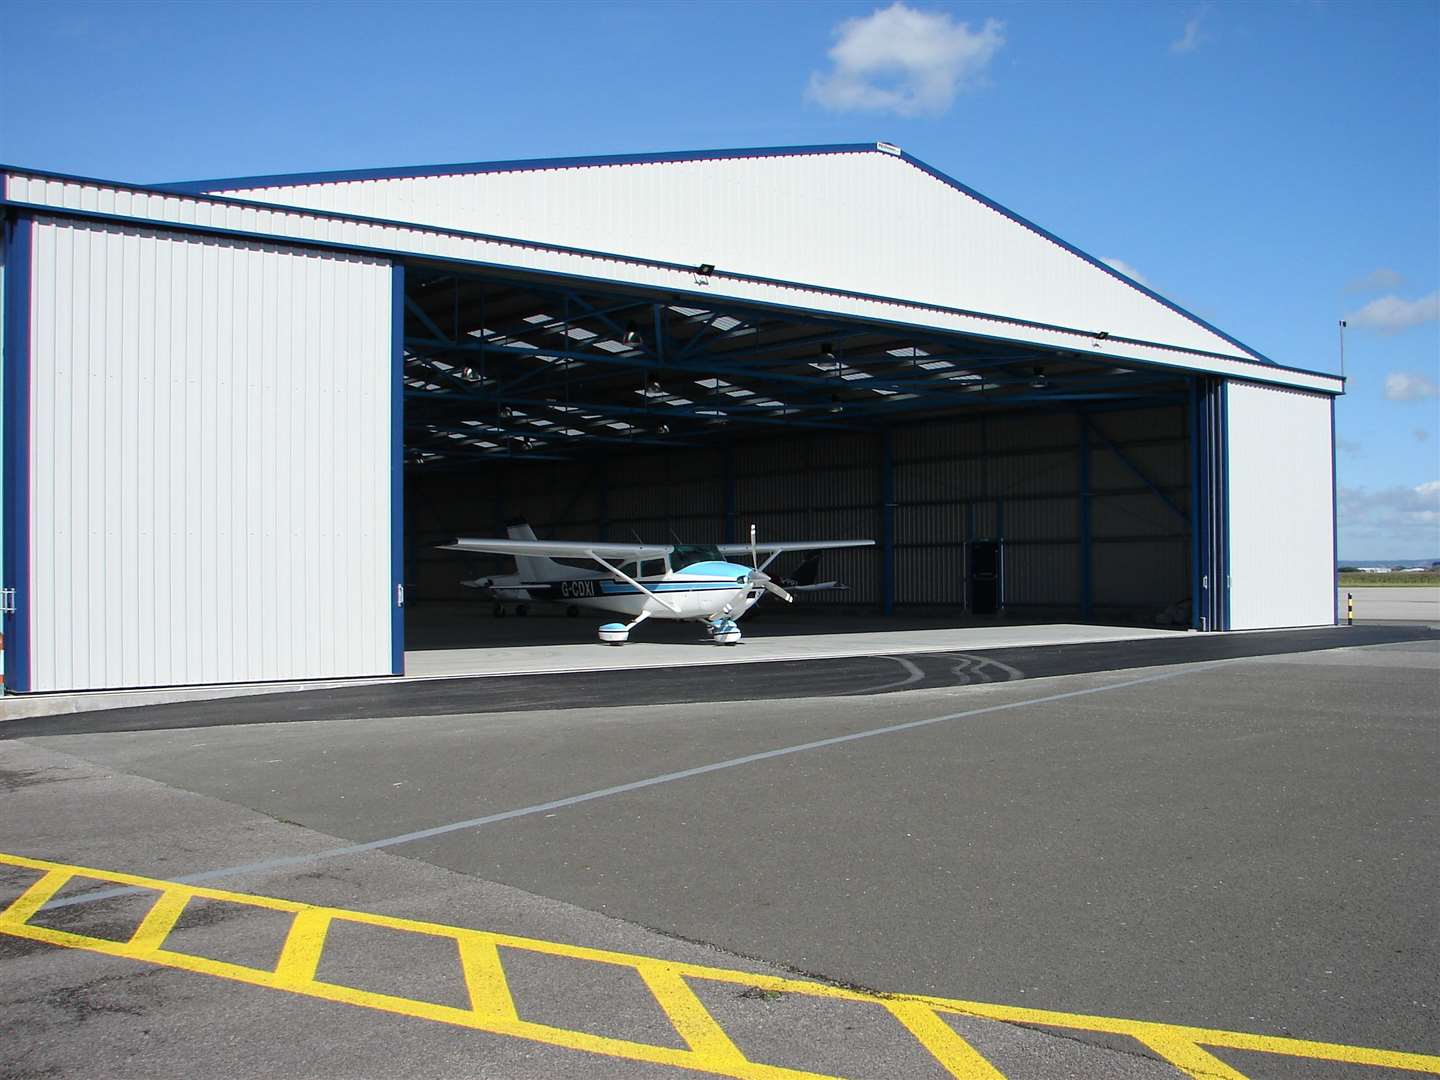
24, 218, 394, 691
1225, 381, 1336, 629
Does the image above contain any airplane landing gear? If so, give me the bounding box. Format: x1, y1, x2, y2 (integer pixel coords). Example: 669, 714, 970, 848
598, 611, 649, 645
706, 618, 742, 645
492, 603, 506, 617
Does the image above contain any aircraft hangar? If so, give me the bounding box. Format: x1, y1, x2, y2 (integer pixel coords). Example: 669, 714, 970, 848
0, 143, 1343, 694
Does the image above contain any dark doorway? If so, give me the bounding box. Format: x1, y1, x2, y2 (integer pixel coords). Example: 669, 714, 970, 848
969, 540, 1002, 615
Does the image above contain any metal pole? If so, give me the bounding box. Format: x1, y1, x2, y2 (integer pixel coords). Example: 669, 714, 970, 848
1338, 320, 1346, 378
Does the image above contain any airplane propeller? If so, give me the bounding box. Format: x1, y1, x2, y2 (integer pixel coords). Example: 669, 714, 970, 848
746, 524, 794, 603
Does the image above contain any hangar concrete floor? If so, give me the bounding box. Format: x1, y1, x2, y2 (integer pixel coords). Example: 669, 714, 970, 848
400, 602, 1185, 679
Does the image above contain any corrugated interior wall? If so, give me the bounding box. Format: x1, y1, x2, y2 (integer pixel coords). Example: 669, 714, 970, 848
1225, 381, 1335, 629
24, 218, 394, 691
411, 404, 1190, 622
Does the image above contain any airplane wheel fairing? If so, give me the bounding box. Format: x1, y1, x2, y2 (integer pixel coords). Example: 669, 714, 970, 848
708, 618, 742, 645
598, 623, 629, 645
493, 604, 506, 617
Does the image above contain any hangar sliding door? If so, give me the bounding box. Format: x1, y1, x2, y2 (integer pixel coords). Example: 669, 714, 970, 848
1224, 380, 1336, 630
4, 217, 398, 692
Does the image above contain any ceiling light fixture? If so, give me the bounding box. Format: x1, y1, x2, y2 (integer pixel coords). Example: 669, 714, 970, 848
622, 321, 641, 346
1030, 366, 1048, 390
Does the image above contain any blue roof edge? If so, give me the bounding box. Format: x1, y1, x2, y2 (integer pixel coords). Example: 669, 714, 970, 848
894, 151, 1276, 366
161, 143, 881, 195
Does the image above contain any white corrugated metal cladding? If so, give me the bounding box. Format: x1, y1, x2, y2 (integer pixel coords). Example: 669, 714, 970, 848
214, 150, 1247, 361
3, 166, 1344, 394
1226, 382, 1336, 629
23, 218, 394, 691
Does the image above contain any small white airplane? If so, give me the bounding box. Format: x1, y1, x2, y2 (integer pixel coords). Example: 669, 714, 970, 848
444, 521, 874, 645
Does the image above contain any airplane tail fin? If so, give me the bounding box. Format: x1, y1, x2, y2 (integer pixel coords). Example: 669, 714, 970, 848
506, 519, 569, 581
789, 553, 823, 587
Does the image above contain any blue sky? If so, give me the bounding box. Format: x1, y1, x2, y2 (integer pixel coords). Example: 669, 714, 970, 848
3, 0, 1436, 557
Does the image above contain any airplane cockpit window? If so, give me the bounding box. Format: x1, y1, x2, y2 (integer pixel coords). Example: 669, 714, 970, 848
670, 544, 724, 571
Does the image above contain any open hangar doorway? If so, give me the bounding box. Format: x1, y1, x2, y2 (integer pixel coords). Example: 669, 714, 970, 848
396, 262, 1198, 657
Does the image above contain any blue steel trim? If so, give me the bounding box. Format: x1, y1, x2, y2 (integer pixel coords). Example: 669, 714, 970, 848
161, 144, 879, 194
390, 263, 406, 675
996, 500, 1006, 613
1220, 380, 1231, 631
0, 190, 1347, 392
722, 446, 736, 546
598, 456, 610, 541
1188, 380, 1203, 630
1078, 417, 1093, 620
881, 429, 895, 616
896, 152, 1277, 367
2, 215, 32, 691
1330, 396, 1339, 625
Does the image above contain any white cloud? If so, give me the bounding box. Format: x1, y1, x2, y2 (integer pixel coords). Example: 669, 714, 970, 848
806, 3, 1005, 117
1339, 481, 1440, 558
1101, 258, 1150, 288
1417, 429, 1431, 443
1336, 436, 1363, 455
1345, 267, 1405, 294
1384, 372, 1439, 401
1347, 291, 1440, 333
1171, 10, 1208, 54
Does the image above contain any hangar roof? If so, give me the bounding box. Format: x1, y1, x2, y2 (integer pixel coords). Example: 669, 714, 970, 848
3, 153, 1343, 416
177, 143, 1265, 366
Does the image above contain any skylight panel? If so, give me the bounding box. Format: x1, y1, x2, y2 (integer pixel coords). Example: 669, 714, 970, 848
712, 315, 742, 331
593, 339, 630, 353
887, 346, 930, 357
669, 305, 708, 317
564, 327, 597, 341
917, 359, 954, 370
523, 313, 552, 324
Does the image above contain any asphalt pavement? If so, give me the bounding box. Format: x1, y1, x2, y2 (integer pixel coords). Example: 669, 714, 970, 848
2, 634, 1437, 1079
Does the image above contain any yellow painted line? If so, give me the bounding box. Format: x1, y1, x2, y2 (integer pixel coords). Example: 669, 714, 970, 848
884, 999, 1007, 1080
1, 852, 1437, 1080
635, 960, 748, 1064
457, 934, 519, 1021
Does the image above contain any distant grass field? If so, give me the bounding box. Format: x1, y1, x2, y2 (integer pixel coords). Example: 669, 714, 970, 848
1339, 572, 1440, 587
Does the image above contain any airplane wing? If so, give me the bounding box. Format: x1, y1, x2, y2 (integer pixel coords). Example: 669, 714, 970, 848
441, 538, 674, 561
716, 539, 875, 556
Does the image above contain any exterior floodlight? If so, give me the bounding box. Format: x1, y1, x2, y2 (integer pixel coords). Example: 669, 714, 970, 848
1095, 330, 1110, 340
696, 263, 715, 276
499, 406, 513, 420
622, 321, 641, 346
828, 394, 843, 414
657, 423, 671, 435
820, 343, 836, 364
1030, 366, 1048, 390
461, 366, 480, 383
